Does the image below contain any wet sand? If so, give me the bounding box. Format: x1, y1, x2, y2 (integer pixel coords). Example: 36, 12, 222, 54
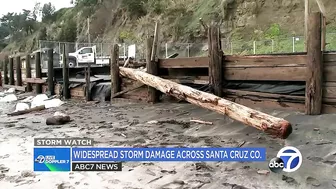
0, 96, 335, 189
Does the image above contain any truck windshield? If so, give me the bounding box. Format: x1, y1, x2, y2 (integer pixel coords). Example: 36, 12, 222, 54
80, 48, 93, 54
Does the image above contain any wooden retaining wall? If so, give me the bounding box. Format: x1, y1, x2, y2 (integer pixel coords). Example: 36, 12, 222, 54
153, 53, 336, 113
1, 12, 334, 114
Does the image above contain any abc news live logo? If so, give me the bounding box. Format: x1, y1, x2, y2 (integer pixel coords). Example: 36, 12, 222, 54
269, 146, 302, 173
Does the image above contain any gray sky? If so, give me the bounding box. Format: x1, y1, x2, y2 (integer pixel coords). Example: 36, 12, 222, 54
0, 0, 73, 17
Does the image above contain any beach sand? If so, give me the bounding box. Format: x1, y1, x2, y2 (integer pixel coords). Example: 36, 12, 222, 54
0, 96, 335, 189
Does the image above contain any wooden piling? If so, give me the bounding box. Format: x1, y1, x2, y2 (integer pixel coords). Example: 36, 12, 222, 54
208, 25, 223, 97
15, 56, 22, 86
321, 16, 326, 51
62, 44, 70, 99
147, 22, 160, 103
25, 54, 32, 92
47, 49, 55, 95
3, 55, 9, 85
9, 57, 14, 85
305, 12, 323, 115
35, 52, 42, 94
85, 64, 91, 101
111, 44, 120, 99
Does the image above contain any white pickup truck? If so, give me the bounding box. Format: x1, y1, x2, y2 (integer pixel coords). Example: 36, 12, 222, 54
59, 44, 136, 67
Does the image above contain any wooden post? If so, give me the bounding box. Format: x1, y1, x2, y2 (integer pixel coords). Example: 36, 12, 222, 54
15, 56, 22, 86
62, 44, 70, 99
304, 0, 309, 51
47, 49, 55, 95
111, 44, 120, 98
25, 54, 32, 92
305, 12, 323, 115
85, 64, 91, 101
147, 22, 160, 103
208, 25, 223, 97
35, 52, 42, 94
3, 55, 9, 85
9, 57, 14, 85
321, 16, 326, 51
0, 66, 2, 87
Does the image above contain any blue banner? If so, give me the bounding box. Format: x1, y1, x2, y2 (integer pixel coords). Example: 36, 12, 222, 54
72, 147, 266, 162
34, 148, 71, 172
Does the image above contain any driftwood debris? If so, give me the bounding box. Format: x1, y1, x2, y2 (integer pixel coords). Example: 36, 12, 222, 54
190, 119, 213, 125
111, 83, 145, 99
8, 105, 46, 116
120, 67, 292, 139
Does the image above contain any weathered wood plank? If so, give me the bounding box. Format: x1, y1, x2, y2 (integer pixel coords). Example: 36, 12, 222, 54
323, 104, 336, 113
162, 76, 209, 85
323, 64, 336, 82
224, 89, 305, 102
323, 86, 336, 99
159, 57, 209, 68
225, 66, 306, 81
25, 78, 46, 84
225, 55, 307, 66
159, 55, 308, 69
323, 53, 336, 62
226, 96, 306, 112
324, 82, 336, 87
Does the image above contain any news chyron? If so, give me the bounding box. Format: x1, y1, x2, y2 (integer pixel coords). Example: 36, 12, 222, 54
33, 138, 122, 172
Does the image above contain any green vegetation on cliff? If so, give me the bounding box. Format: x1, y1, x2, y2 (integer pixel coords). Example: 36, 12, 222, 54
1, 0, 336, 55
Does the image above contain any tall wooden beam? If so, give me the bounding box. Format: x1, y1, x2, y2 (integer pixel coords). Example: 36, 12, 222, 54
25, 54, 32, 92
0, 64, 2, 87
304, 0, 309, 51
3, 55, 9, 85
9, 57, 14, 85
321, 16, 326, 51
47, 49, 55, 95
85, 63, 91, 101
62, 44, 70, 99
208, 25, 223, 97
305, 12, 323, 115
147, 22, 160, 103
315, 0, 326, 51
35, 52, 42, 94
111, 44, 120, 99
15, 56, 22, 86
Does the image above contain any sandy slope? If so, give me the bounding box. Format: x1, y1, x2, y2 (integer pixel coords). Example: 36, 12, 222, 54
0, 98, 335, 189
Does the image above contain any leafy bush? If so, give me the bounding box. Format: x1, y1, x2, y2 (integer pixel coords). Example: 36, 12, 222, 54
265, 23, 281, 39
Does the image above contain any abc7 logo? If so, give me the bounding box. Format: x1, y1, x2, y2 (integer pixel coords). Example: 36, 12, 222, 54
269, 146, 302, 173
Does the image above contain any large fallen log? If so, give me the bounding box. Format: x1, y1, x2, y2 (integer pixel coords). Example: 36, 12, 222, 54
7, 105, 46, 116
119, 67, 292, 139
